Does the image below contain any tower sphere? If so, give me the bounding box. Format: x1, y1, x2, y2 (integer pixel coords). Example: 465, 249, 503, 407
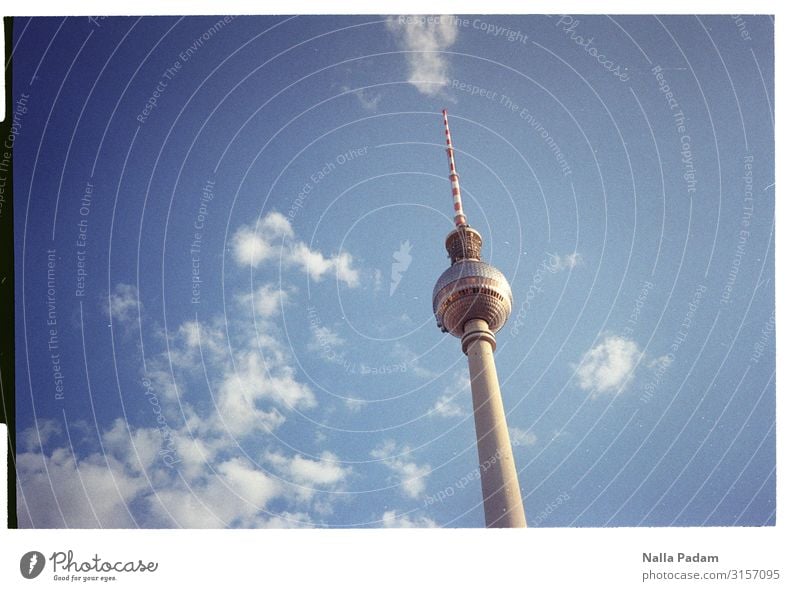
433, 258, 513, 338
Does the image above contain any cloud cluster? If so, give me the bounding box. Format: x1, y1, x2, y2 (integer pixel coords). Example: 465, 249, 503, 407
370, 440, 431, 499
232, 211, 359, 287
16, 210, 471, 528
386, 15, 459, 97
17, 267, 349, 527
17, 428, 147, 528
16, 378, 333, 529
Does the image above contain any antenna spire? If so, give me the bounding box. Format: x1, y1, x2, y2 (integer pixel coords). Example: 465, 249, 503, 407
443, 109, 468, 227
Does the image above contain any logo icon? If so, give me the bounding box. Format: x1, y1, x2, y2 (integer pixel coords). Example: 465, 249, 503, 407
390, 240, 413, 296
20, 551, 46, 579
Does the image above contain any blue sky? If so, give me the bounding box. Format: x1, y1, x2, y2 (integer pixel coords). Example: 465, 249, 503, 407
13, 14, 774, 528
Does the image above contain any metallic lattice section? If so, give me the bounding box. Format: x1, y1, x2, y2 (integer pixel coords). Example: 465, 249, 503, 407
433, 260, 513, 337
445, 226, 483, 263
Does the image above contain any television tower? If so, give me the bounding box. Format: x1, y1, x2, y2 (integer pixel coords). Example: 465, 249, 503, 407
432, 110, 527, 528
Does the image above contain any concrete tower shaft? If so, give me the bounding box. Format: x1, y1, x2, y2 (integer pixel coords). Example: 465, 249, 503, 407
463, 318, 527, 528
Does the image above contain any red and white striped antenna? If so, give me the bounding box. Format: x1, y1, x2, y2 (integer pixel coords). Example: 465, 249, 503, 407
442, 109, 468, 227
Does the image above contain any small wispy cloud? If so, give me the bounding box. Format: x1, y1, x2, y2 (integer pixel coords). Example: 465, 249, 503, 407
19, 420, 62, 452
371, 440, 430, 499
106, 283, 140, 325
372, 269, 383, 293
429, 396, 466, 418
307, 324, 345, 356
380, 510, 437, 528
648, 354, 673, 370
427, 372, 470, 418
341, 84, 382, 112
391, 342, 436, 379
344, 397, 368, 412
386, 15, 458, 97
509, 427, 537, 447
547, 252, 582, 272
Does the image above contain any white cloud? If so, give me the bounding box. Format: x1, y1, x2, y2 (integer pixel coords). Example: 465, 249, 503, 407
287, 246, 359, 288
146, 488, 221, 528
146, 458, 283, 528
371, 440, 430, 499
18, 265, 363, 529
386, 15, 458, 97
574, 335, 642, 396
429, 395, 466, 418
381, 510, 438, 528
265, 450, 350, 502
391, 342, 436, 379
308, 325, 345, 355
342, 84, 382, 112
214, 388, 287, 438
219, 457, 282, 508
232, 212, 294, 267
101, 418, 163, 473
171, 320, 227, 368
427, 372, 470, 418
179, 320, 222, 350
232, 230, 271, 267
170, 431, 221, 481
165, 313, 315, 439
16, 448, 147, 528
648, 354, 673, 370
344, 396, 368, 412
286, 452, 348, 486
19, 420, 62, 452
213, 350, 314, 437
355, 89, 382, 111
237, 283, 288, 319
372, 269, 383, 292
287, 243, 331, 280
256, 511, 314, 528
266, 450, 348, 486
107, 283, 140, 325
231, 211, 360, 287
262, 210, 295, 236
332, 252, 360, 288
509, 427, 537, 447
16, 418, 351, 528
547, 252, 582, 272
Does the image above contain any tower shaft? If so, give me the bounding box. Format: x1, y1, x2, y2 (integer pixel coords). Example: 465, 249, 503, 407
462, 319, 527, 528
